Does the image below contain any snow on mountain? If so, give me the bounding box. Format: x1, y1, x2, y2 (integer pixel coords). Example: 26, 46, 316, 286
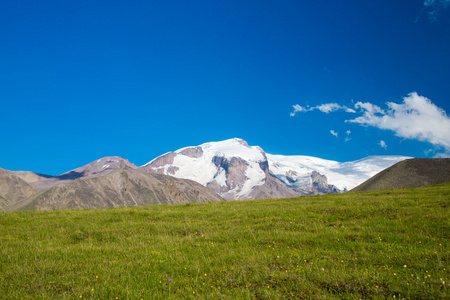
140, 138, 412, 200
268, 154, 412, 191
141, 138, 268, 199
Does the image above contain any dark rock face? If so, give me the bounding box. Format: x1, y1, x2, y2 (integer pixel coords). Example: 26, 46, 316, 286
211, 156, 250, 195
167, 166, 179, 175
309, 171, 341, 194
143, 152, 177, 169
225, 157, 249, 190
311, 171, 327, 189
180, 147, 203, 158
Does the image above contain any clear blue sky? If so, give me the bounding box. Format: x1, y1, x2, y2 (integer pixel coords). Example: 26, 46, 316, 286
1, 0, 450, 175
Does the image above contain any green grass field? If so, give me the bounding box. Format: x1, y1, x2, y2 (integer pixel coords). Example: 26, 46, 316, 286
1, 183, 449, 299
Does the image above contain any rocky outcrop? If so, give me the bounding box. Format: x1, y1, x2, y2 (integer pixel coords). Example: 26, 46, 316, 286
209, 156, 251, 199
309, 171, 340, 194
180, 147, 203, 158
143, 153, 177, 170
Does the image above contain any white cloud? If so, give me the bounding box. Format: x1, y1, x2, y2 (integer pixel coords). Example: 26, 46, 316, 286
344, 130, 351, 142
330, 130, 338, 137
316, 103, 343, 113
348, 92, 450, 150
379, 140, 388, 149
290, 103, 355, 116
291, 92, 450, 151
290, 104, 306, 117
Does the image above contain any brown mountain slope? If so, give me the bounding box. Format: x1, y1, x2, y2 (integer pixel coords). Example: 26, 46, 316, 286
350, 158, 450, 192
0, 168, 36, 210
6, 168, 224, 212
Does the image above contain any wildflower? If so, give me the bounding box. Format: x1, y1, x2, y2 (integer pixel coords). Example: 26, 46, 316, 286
193, 292, 195, 294
404, 265, 407, 268
204, 273, 207, 276
394, 273, 397, 276
168, 278, 172, 282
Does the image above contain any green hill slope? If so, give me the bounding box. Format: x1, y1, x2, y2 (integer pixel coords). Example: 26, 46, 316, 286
351, 158, 450, 192
1, 183, 449, 299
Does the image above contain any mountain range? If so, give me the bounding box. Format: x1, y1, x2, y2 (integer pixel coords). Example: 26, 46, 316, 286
1, 138, 411, 211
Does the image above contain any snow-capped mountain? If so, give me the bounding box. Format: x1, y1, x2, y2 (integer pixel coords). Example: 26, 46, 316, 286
140, 138, 411, 200
267, 154, 412, 192
140, 138, 274, 199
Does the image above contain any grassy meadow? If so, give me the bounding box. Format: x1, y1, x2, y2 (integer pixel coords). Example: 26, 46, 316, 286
1, 183, 449, 299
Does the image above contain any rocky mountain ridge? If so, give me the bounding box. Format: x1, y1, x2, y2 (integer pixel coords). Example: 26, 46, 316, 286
7, 168, 224, 212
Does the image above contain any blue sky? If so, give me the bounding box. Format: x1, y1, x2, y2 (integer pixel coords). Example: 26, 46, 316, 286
1, 0, 450, 175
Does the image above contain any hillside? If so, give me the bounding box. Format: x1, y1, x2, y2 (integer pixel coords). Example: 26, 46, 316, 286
6, 168, 223, 211
0, 168, 36, 210
1, 183, 448, 299
351, 158, 450, 192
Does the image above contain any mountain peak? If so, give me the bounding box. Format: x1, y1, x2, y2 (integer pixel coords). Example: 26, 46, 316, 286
140, 139, 411, 199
